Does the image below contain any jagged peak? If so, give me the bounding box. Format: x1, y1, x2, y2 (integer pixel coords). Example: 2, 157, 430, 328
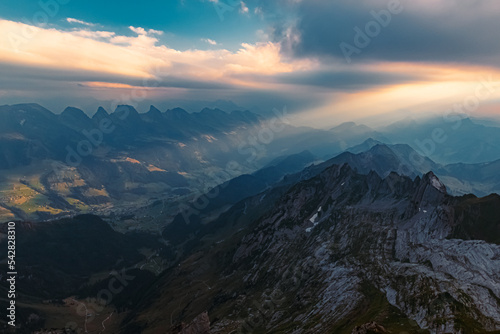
147, 105, 162, 115
407, 171, 448, 214
94, 106, 108, 115
422, 171, 447, 194
92, 106, 109, 120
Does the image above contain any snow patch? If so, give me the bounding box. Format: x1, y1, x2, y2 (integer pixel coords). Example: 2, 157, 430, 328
309, 206, 323, 223
306, 206, 323, 232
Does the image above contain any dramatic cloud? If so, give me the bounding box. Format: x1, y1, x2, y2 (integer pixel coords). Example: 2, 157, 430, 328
0, 19, 312, 81
284, 0, 500, 67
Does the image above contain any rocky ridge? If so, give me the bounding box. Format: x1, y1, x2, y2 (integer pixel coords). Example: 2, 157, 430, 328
142, 164, 500, 334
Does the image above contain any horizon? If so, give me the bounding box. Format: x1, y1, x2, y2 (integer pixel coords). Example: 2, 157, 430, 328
4, 100, 500, 131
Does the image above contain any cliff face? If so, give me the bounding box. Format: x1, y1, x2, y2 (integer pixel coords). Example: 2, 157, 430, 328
133, 164, 500, 334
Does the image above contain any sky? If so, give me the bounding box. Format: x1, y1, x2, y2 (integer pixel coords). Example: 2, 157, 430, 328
0, 0, 500, 128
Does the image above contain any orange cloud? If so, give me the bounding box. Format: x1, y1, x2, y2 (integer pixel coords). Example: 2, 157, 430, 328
82, 82, 143, 89
0, 19, 313, 90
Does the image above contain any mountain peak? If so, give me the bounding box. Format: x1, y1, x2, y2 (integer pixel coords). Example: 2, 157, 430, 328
147, 105, 161, 115
369, 143, 395, 155
9, 103, 47, 110
346, 138, 384, 154
164, 107, 190, 120
92, 106, 109, 121
59, 107, 91, 129
141, 105, 164, 123
6, 103, 55, 118
61, 107, 88, 119
423, 171, 447, 194
363, 138, 382, 145
97, 106, 108, 113
112, 105, 143, 126
409, 171, 448, 212
114, 105, 139, 115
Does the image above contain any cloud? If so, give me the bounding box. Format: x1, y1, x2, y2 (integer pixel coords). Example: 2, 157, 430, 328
71, 30, 116, 39
129, 26, 163, 36
240, 1, 249, 14
0, 20, 162, 78
281, 0, 500, 68
0, 19, 312, 96
202, 38, 218, 45
66, 17, 95, 26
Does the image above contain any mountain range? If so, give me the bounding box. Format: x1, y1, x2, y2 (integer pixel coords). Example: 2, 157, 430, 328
0, 103, 383, 222
3, 163, 499, 333
3, 104, 500, 224
1, 102, 500, 333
